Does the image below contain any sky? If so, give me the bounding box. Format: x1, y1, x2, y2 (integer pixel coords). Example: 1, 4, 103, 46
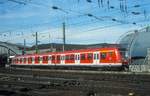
0, 0, 150, 46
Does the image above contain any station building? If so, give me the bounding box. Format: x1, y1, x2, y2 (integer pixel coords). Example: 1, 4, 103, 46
0, 41, 26, 66
118, 26, 150, 62
118, 26, 150, 72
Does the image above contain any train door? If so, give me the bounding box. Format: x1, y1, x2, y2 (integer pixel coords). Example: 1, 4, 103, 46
93, 52, 99, 64
61, 54, 65, 64
75, 53, 80, 64
39, 56, 43, 65
32, 56, 34, 64
48, 55, 52, 65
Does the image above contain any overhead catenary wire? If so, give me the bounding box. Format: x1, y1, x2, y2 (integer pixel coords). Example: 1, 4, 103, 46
1, 1, 149, 29
6, 17, 150, 44
1, 0, 150, 45
2, 14, 150, 43
7, 0, 27, 5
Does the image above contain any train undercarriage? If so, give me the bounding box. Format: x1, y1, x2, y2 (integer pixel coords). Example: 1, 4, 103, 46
10, 64, 129, 71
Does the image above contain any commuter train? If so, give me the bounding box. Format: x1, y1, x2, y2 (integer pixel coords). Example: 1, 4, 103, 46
10, 47, 129, 70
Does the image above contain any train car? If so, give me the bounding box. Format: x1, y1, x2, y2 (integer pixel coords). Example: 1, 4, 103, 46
11, 47, 129, 70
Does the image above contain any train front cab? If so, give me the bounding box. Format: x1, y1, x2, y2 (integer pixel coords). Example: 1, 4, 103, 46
98, 48, 126, 70
119, 49, 129, 71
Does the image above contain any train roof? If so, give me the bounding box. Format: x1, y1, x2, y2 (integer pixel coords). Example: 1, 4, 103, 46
15, 47, 118, 58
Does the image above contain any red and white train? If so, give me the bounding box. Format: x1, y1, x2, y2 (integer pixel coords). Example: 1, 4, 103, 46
10, 47, 128, 70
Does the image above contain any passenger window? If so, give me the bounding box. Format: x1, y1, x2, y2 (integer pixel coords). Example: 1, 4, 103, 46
81, 54, 85, 60
29, 57, 32, 62
101, 53, 107, 59
43, 57, 45, 61
109, 52, 113, 56
20, 58, 22, 63
35, 57, 39, 62
87, 53, 93, 60
57, 56, 60, 60
43, 56, 48, 61
52, 56, 55, 60
65, 55, 69, 60
70, 55, 74, 60
24, 58, 26, 62
17, 58, 19, 63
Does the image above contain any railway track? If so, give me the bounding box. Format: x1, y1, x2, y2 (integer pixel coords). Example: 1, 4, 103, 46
0, 67, 150, 96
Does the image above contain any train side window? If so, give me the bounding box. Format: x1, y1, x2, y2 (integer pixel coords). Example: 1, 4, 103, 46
28, 57, 32, 62
17, 58, 19, 63
24, 58, 26, 62
109, 52, 113, 56
34, 57, 36, 61
19, 58, 21, 62
30, 58, 31, 62
101, 53, 106, 59
43, 56, 48, 61
57, 55, 60, 60
52, 56, 55, 60
17, 58, 20, 63
46, 56, 48, 61
43, 56, 45, 61
81, 54, 85, 60
16, 58, 18, 63
28, 57, 29, 62
70, 55, 74, 60
29, 57, 30, 62
20, 58, 22, 63
65, 55, 69, 60
87, 53, 93, 60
